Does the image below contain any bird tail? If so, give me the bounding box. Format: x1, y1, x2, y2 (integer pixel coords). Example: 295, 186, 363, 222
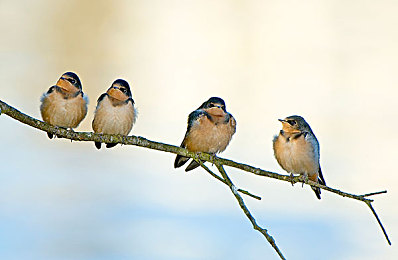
174, 155, 190, 168
312, 167, 326, 200
312, 186, 321, 200
184, 160, 201, 172
174, 155, 202, 172
106, 143, 117, 148
47, 132, 54, 139
95, 142, 102, 149
318, 167, 326, 186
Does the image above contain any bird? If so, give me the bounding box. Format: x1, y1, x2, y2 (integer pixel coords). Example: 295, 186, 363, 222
40, 72, 88, 139
174, 97, 236, 171
92, 79, 137, 149
273, 115, 326, 199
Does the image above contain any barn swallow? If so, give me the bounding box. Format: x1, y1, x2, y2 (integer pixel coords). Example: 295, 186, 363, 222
273, 115, 326, 199
174, 97, 236, 171
40, 72, 88, 138
92, 79, 137, 149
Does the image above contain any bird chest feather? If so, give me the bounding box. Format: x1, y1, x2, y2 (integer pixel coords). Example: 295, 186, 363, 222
92, 96, 136, 135
184, 115, 235, 154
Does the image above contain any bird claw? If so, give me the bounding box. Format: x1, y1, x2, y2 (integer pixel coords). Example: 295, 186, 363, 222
193, 152, 200, 160
121, 135, 127, 146
301, 173, 309, 188
52, 126, 60, 138
68, 127, 75, 142
210, 154, 217, 165
99, 133, 106, 144
289, 173, 295, 186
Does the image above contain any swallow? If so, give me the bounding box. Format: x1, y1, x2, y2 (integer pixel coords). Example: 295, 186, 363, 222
92, 79, 137, 149
174, 97, 236, 171
273, 115, 326, 199
40, 72, 88, 138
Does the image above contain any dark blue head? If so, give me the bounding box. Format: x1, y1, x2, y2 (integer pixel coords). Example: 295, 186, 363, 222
198, 97, 227, 112
112, 79, 132, 97
61, 72, 82, 90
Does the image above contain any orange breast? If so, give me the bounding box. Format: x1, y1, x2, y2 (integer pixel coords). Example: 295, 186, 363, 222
184, 115, 236, 154
40, 91, 88, 128
273, 134, 319, 181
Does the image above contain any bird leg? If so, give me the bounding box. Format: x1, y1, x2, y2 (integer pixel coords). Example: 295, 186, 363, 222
301, 173, 309, 187
289, 173, 295, 186
67, 127, 76, 142
210, 153, 217, 166
52, 125, 60, 138
192, 152, 201, 163
121, 135, 128, 146
94, 133, 106, 149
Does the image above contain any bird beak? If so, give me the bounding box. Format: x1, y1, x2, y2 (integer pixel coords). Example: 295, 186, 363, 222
108, 86, 126, 101
57, 77, 74, 92
278, 119, 285, 123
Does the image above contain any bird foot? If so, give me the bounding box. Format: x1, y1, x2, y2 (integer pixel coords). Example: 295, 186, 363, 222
68, 127, 75, 142
193, 152, 201, 161
94, 133, 105, 149
289, 173, 295, 186
52, 126, 60, 139
210, 154, 217, 165
301, 173, 309, 188
121, 135, 128, 146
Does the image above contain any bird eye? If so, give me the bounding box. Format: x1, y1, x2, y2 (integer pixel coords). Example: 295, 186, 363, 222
68, 78, 76, 84
209, 103, 215, 107
120, 88, 127, 93
287, 120, 296, 126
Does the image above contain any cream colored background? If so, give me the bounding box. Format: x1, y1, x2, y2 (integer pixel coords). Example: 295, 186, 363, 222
0, 1, 396, 259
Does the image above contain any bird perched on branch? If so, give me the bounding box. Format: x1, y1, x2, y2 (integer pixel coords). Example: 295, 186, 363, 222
40, 72, 88, 139
92, 79, 137, 149
273, 115, 326, 199
174, 97, 236, 171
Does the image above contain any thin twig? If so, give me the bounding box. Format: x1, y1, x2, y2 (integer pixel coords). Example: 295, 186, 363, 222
195, 159, 261, 200
214, 163, 286, 260
365, 202, 392, 245
361, 190, 387, 197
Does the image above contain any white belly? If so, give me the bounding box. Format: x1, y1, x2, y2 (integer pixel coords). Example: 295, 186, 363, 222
92, 97, 136, 135
40, 91, 87, 128
274, 134, 319, 176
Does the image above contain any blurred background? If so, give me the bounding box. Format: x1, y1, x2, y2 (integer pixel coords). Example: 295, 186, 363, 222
0, 0, 397, 259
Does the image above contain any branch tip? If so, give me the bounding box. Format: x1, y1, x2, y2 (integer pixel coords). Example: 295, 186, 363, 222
361, 190, 387, 197
366, 202, 392, 246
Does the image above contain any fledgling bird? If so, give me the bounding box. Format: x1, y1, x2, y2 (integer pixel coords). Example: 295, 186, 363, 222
174, 97, 236, 171
92, 79, 137, 149
40, 72, 88, 139
273, 115, 326, 199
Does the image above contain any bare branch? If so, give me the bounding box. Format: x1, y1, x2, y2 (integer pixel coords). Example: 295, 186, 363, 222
0, 99, 392, 257
366, 201, 392, 245
195, 159, 262, 200
360, 190, 387, 197
214, 163, 286, 260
